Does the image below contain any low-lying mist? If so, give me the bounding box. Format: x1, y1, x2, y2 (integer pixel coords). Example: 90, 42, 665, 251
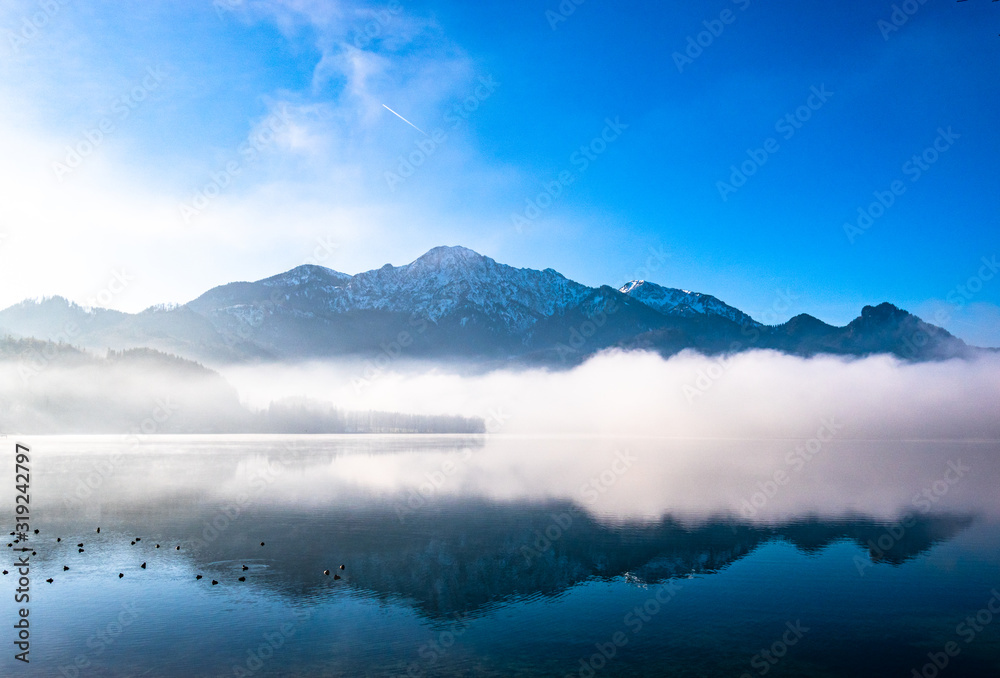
221, 349, 1000, 440
6, 347, 999, 524
0, 344, 482, 434
3, 342, 998, 438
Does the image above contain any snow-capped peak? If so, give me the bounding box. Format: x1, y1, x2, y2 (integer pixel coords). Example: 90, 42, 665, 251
618, 280, 760, 327
619, 280, 644, 295
261, 264, 352, 287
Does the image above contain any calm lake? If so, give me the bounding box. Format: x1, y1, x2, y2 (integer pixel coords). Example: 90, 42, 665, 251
2, 435, 999, 677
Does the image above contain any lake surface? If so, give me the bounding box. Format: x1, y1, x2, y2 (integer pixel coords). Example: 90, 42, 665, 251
2, 435, 999, 677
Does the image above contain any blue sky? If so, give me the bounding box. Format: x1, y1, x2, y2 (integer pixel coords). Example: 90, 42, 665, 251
0, 0, 997, 345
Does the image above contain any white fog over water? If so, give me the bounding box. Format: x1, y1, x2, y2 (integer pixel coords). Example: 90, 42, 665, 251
222, 349, 1000, 440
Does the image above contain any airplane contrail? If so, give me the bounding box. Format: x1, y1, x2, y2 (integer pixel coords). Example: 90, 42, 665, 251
381, 103, 429, 137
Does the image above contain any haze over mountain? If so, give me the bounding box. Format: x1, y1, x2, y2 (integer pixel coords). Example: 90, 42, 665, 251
0, 246, 984, 367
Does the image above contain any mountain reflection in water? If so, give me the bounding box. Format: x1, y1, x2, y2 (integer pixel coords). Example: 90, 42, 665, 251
3, 435, 998, 677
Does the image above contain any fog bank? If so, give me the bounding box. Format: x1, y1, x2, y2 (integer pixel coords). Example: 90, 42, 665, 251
222, 349, 1000, 440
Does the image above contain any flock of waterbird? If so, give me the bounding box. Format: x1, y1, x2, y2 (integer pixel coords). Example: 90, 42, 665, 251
3, 527, 345, 586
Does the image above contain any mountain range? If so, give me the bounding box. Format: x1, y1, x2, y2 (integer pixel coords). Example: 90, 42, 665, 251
0, 245, 986, 366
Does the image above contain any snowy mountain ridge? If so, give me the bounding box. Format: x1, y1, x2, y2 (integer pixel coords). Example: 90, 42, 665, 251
0, 246, 980, 365
200, 246, 746, 331
617, 279, 760, 328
